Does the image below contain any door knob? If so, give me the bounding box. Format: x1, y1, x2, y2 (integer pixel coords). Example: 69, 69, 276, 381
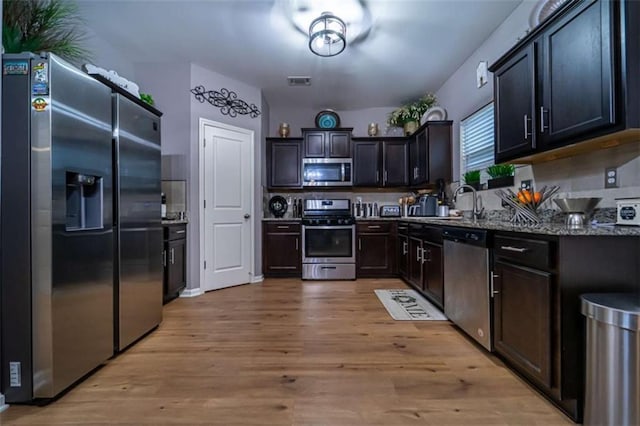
244, 214, 251, 219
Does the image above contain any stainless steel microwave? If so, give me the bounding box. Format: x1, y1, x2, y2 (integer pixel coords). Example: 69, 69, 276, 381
302, 158, 352, 187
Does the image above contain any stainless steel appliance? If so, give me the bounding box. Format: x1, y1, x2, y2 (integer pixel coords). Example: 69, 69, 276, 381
442, 227, 492, 351
302, 199, 356, 280
1, 53, 115, 402
380, 205, 401, 217
112, 92, 163, 351
302, 158, 352, 187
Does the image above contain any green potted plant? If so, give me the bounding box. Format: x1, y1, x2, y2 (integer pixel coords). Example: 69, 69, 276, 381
463, 169, 481, 191
486, 164, 515, 189
387, 93, 437, 135
3, 0, 91, 64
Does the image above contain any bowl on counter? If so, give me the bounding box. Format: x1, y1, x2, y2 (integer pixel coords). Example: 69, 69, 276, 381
553, 197, 601, 229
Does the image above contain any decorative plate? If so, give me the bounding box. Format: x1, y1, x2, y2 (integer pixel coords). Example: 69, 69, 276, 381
268, 195, 288, 218
421, 106, 448, 123
529, 0, 569, 29
315, 109, 341, 128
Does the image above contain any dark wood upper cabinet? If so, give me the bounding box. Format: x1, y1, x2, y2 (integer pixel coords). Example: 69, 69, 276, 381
540, 0, 615, 147
383, 140, 408, 186
353, 141, 380, 186
491, 0, 640, 163
410, 122, 452, 186
352, 138, 408, 187
494, 44, 537, 162
302, 129, 352, 158
267, 138, 302, 188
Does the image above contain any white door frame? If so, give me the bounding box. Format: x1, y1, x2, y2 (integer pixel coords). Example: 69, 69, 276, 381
198, 118, 255, 292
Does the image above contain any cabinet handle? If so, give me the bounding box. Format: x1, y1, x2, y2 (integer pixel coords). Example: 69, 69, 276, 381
384, 170, 388, 184
540, 106, 548, 133
376, 171, 379, 183
367, 225, 381, 229
421, 248, 428, 264
402, 241, 408, 255
500, 245, 529, 253
295, 237, 299, 251
163, 249, 167, 267
277, 225, 290, 229
416, 246, 422, 262
523, 114, 531, 140
170, 248, 175, 264
358, 238, 362, 251
490, 273, 500, 297
175, 230, 186, 234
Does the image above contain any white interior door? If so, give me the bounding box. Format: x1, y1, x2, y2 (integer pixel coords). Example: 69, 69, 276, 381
201, 120, 253, 291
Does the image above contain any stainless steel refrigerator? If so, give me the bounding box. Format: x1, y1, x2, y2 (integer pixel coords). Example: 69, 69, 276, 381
1, 53, 163, 402
111, 90, 163, 352
1, 53, 114, 402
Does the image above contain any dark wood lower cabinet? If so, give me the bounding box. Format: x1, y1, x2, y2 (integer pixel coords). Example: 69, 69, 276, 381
407, 236, 423, 288
356, 222, 395, 277
422, 242, 443, 308
493, 260, 552, 388
263, 222, 301, 277
163, 224, 187, 304
397, 231, 409, 281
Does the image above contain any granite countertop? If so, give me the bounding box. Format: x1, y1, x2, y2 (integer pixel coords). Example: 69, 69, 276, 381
162, 219, 189, 225
356, 216, 640, 236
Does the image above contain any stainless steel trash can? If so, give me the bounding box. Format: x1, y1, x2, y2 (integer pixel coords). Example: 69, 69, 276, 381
581, 293, 640, 426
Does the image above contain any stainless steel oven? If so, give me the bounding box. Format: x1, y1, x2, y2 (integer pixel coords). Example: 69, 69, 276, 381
302, 199, 356, 280
302, 158, 352, 187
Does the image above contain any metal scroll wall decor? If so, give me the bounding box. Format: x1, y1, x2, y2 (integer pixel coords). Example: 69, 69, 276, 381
190, 86, 261, 118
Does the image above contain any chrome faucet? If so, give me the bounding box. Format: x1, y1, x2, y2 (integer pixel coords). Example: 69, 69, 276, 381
452, 185, 485, 221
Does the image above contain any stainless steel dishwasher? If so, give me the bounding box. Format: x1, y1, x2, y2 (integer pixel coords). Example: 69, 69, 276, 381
443, 227, 492, 351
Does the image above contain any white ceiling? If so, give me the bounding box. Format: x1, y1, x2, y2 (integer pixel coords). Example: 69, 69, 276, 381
78, 0, 524, 110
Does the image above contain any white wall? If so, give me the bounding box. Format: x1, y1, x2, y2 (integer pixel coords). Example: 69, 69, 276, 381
83, 28, 136, 79
189, 63, 264, 288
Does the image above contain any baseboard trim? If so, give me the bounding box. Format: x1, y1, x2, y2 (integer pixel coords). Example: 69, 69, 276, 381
0, 393, 8, 413
179, 287, 204, 298
251, 275, 264, 284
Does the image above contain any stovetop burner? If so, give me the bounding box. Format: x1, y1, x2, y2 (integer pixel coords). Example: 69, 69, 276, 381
302, 198, 353, 225
302, 215, 355, 226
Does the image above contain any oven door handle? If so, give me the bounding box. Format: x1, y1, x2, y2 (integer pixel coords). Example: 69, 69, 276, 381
302, 225, 355, 231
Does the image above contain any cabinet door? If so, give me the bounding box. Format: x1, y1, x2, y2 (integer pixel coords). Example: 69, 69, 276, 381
494, 44, 537, 162
357, 233, 393, 277
382, 140, 408, 186
263, 229, 301, 276
167, 238, 186, 296
541, 0, 615, 147
427, 124, 452, 183
411, 129, 428, 185
304, 132, 326, 157
493, 260, 552, 389
423, 242, 443, 308
408, 237, 423, 288
353, 141, 380, 186
397, 234, 409, 281
328, 131, 351, 157
269, 139, 302, 188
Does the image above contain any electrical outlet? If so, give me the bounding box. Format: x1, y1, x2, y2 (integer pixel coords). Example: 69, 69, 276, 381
520, 180, 532, 191
605, 167, 618, 188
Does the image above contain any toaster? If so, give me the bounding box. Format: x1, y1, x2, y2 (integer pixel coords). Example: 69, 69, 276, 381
379, 205, 401, 217
616, 198, 640, 226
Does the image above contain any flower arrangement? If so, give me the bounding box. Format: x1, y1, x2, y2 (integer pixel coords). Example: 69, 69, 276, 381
387, 93, 437, 127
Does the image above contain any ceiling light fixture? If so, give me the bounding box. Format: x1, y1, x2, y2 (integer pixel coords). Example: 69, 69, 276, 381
308, 11, 346, 57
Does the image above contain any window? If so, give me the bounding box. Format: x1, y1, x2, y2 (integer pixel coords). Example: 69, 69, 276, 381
460, 102, 494, 178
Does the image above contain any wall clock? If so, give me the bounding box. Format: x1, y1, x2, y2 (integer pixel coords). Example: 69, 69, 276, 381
315, 109, 341, 129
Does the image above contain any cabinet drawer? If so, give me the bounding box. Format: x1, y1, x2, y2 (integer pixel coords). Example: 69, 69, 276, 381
422, 226, 443, 244
164, 224, 187, 241
357, 221, 391, 233
265, 222, 300, 233
494, 235, 552, 270
397, 222, 409, 235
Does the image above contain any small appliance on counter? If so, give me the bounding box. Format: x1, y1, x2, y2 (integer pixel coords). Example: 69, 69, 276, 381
379, 205, 401, 217
268, 195, 288, 218
616, 198, 640, 226
408, 194, 438, 217
553, 197, 601, 229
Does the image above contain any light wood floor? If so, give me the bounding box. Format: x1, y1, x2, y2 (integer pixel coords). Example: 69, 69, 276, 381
2, 278, 572, 425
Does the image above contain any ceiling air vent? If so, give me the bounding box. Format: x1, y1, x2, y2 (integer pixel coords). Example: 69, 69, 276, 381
287, 76, 311, 86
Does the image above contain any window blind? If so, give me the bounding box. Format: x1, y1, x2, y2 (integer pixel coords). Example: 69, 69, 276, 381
460, 102, 494, 176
